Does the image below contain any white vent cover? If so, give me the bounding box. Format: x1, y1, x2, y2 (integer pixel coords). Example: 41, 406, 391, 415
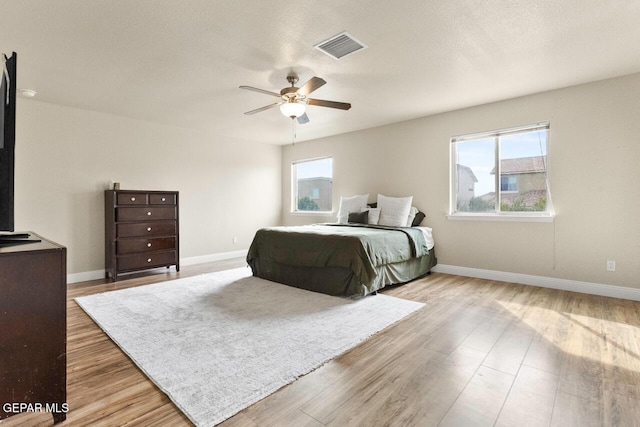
314, 32, 368, 60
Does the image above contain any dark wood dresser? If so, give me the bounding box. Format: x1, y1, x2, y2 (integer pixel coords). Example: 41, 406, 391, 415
105, 190, 179, 281
0, 233, 67, 423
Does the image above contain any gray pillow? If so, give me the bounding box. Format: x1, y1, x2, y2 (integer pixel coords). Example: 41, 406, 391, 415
412, 211, 425, 226
348, 210, 369, 224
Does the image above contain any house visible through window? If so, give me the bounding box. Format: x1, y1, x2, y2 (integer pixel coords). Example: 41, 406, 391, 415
451, 123, 550, 215
292, 157, 333, 212
501, 175, 518, 192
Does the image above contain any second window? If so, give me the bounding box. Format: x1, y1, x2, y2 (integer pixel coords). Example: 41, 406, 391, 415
451, 123, 550, 215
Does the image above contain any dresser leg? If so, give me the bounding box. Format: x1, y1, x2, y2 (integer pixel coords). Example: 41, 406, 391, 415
52, 411, 66, 424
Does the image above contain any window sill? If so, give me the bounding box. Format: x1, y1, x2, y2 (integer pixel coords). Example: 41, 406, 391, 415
290, 211, 335, 217
447, 213, 555, 223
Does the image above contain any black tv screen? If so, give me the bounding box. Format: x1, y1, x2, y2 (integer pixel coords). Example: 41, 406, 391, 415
0, 52, 17, 232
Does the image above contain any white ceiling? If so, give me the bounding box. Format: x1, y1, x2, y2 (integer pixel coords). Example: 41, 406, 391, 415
2, 1, 640, 145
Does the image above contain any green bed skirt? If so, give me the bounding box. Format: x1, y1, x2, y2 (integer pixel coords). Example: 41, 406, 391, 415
248, 248, 437, 297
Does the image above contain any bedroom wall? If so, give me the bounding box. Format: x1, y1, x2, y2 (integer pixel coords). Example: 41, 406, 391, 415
14, 100, 282, 279
281, 72, 640, 290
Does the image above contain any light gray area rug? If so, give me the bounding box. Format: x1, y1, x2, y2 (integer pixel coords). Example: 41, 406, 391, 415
75, 267, 424, 426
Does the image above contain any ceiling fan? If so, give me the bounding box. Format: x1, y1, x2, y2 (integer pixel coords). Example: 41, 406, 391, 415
240, 73, 351, 124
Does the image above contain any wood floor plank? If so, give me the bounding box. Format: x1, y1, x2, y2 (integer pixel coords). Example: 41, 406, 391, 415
368, 345, 488, 427
495, 365, 558, 427
459, 311, 513, 353
550, 390, 604, 427
303, 343, 487, 427
482, 318, 536, 375
439, 366, 515, 427
598, 296, 640, 427
234, 358, 348, 426
298, 331, 437, 425
554, 291, 605, 403
4, 262, 640, 426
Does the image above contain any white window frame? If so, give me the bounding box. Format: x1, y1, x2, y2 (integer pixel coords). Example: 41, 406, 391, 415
291, 156, 334, 215
448, 122, 554, 222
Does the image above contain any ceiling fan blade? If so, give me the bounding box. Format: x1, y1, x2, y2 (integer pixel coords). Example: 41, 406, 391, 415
239, 86, 281, 97
297, 77, 326, 96
307, 98, 352, 110
297, 113, 310, 124
244, 102, 283, 115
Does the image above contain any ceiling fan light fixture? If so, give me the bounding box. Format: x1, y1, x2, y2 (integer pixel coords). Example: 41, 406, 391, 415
280, 100, 306, 119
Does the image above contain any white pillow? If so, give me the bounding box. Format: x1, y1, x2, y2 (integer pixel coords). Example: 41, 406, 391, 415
406, 206, 419, 227
377, 194, 413, 227
337, 194, 369, 224
361, 207, 380, 225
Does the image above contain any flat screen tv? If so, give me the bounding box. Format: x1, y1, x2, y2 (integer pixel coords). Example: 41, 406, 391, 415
0, 52, 17, 232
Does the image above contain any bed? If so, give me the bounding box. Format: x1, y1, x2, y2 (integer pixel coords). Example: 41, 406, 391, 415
246, 223, 436, 297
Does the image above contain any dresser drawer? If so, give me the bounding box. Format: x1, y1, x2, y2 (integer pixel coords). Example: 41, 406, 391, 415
149, 193, 176, 205
117, 221, 176, 238
117, 237, 176, 255
117, 192, 147, 205
117, 250, 177, 271
117, 207, 176, 222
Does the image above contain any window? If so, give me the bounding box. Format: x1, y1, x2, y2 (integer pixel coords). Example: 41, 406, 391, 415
292, 157, 333, 212
501, 175, 518, 192
450, 122, 551, 217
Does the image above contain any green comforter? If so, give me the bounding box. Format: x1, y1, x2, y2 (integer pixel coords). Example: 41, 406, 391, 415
246, 223, 430, 288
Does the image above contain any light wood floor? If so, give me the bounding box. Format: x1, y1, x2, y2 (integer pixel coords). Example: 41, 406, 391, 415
4, 259, 640, 427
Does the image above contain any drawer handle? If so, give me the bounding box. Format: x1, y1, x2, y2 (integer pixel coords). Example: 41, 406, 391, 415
161, 197, 166, 202
147, 243, 152, 247
147, 227, 152, 232
131, 197, 136, 202
147, 211, 152, 216
147, 258, 152, 263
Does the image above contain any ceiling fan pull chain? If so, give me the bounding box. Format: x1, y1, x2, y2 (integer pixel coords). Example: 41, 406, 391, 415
291, 118, 296, 145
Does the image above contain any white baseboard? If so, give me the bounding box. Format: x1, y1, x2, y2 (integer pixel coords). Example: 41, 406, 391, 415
180, 249, 248, 267
431, 264, 640, 302
66, 250, 248, 284
69, 257, 638, 302
67, 269, 108, 284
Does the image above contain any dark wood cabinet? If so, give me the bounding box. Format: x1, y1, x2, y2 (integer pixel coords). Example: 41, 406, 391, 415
105, 190, 179, 281
0, 233, 67, 423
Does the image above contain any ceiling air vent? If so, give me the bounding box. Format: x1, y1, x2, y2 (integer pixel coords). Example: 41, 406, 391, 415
314, 32, 368, 60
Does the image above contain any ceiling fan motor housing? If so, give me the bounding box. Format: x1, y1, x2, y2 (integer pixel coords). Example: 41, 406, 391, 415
286, 73, 299, 85
280, 86, 300, 99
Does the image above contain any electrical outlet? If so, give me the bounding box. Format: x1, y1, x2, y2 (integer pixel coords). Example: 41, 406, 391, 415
606, 260, 616, 272
233, 237, 238, 244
